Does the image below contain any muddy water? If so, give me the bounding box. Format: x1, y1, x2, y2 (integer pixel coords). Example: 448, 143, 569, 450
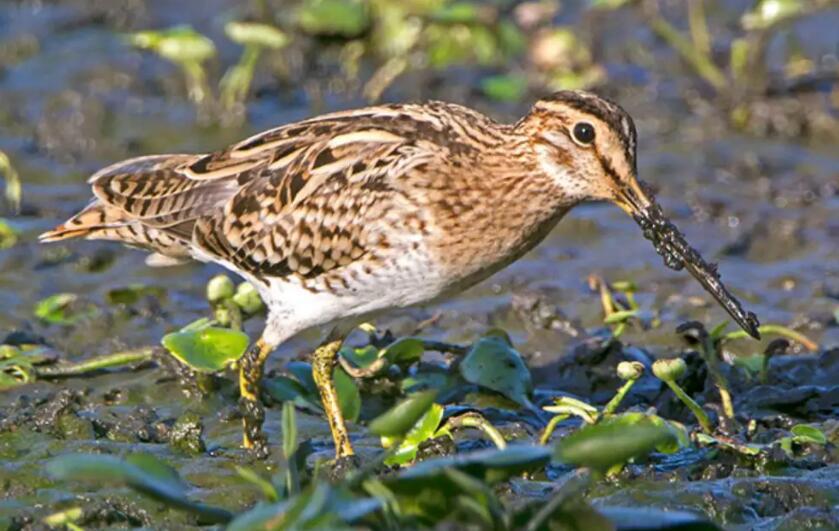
0, 1, 837, 529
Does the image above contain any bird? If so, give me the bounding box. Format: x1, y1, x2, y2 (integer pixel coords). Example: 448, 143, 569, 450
40, 90, 760, 461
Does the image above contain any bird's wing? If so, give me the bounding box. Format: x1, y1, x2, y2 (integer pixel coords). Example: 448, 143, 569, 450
191, 106, 449, 280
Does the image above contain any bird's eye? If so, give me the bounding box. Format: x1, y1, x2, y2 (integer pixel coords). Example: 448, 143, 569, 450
572, 122, 596, 145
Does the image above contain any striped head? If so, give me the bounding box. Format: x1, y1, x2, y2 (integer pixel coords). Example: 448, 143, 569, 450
518, 90, 761, 340
518, 90, 651, 215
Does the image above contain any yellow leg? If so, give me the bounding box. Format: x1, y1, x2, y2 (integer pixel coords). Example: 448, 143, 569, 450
311, 335, 354, 459
239, 338, 273, 458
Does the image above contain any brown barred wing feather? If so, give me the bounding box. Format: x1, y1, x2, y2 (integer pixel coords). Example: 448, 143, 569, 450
191, 118, 438, 281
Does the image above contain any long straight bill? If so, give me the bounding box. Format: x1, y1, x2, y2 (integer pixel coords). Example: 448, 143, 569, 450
616, 180, 761, 339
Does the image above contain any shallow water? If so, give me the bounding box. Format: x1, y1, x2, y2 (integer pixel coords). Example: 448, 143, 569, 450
0, 0, 837, 528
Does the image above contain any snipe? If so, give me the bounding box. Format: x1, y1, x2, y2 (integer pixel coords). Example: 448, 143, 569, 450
41, 90, 760, 460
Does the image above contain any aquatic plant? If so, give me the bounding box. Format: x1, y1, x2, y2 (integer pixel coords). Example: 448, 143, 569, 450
0, 150, 21, 213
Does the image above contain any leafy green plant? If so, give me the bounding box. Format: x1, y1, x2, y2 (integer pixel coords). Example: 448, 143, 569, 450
554, 416, 676, 473
589, 276, 657, 338
593, 0, 835, 124
339, 335, 425, 377
538, 361, 680, 447
652, 357, 713, 434
265, 361, 361, 422
46, 453, 232, 524
127, 26, 216, 106
0, 150, 21, 213
369, 389, 438, 438
127, 22, 289, 121
220, 21, 290, 112
34, 293, 98, 325
161, 318, 249, 373
459, 334, 535, 411
777, 424, 828, 456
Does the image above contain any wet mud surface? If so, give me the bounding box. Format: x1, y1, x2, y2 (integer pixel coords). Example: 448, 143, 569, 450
0, 1, 837, 529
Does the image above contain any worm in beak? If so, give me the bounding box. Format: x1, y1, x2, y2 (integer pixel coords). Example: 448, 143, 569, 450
615, 180, 761, 340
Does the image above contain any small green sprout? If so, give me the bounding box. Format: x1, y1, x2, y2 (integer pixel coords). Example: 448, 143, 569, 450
127, 26, 216, 106
602, 361, 644, 416
540, 396, 599, 444
617, 360, 644, 381
233, 282, 265, 314
220, 21, 289, 112
206, 274, 235, 302
588, 275, 648, 338
0, 150, 21, 213
652, 358, 713, 434
777, 424, 828, 457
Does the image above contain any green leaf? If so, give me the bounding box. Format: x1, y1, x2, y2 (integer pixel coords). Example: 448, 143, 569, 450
459, 336, 533, 408
264, 375, 322, 412
128, 26, 216, 64
296, 0, 370, 37
334, 366, 361, 423
0, 151, 21, 213
481, 74, 527, 102
0, 346, 37, 391
709, 321, 730, 341
236, 466, 279, 502
225, 21, 289, 49
382, 337, 425, 364
791, 424, 827, 445
383, 446, 549, 522
0, 219, 18, 249
161, 321, 249, 372
288, 361, 318, 392
395, 445, 550, 485
430, 2, 481, 24
590, 0, 634, 9
282, 401, 299, 459
339, 337, 424, 374
603, 309, 638, 324
369, 390, 438, 438
47, 454, 232, 524
34, 293, 96, 325
554, 417, 675, 472
606, 412, 689, 454
339, 344, 379, 369
106, 284, 165, 305
265, 363, 360, 421
228, 483, 379, 531
382, 403, 445, 466
124, 453, 188, 490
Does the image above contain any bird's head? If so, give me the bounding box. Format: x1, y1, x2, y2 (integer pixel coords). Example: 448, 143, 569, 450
517, 89, 650, 215
517, 90, 761, 339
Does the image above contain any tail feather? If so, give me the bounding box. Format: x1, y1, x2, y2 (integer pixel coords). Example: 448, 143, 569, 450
39, 200, 192, 260
38, 200, 125, 242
